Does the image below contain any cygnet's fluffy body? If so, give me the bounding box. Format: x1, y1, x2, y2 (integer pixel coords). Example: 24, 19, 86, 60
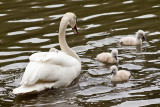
110, 65, 131, 82
96, 49, 119, 64
119, 30, 146, 46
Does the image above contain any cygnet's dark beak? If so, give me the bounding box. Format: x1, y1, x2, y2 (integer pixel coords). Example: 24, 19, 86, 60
115, 56, 118, 60
110, 70, 116, 75
142, 36, 146, 41
110, 71, 113, 75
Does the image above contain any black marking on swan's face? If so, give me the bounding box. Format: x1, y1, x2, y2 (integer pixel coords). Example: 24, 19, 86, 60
72, 18, 78, 35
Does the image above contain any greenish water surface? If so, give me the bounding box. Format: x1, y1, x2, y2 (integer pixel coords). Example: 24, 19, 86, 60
0, 0, 160, 106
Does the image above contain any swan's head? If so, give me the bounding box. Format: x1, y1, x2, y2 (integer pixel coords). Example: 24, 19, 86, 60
136, 30, 145, 40
110, 65, 118, 75
64, 12, 78, 34
111, 49, 118, 60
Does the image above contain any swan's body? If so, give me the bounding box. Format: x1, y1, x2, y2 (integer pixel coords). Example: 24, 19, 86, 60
96, 49, 119, 64
119, 30, 146, 46
13, 12, 81, 94
110, 65, 131, 82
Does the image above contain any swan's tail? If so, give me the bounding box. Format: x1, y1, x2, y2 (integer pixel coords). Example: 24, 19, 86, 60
12, 83, 55, 95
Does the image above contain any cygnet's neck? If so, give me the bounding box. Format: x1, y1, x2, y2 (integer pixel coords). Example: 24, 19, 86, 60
111, 51, 118, 60
59, 17, 81, 63
136, 33, 142, 40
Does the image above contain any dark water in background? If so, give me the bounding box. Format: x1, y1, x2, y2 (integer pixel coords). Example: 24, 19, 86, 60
0, 0, 160, 106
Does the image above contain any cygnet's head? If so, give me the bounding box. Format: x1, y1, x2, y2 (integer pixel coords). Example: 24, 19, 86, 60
111, 49, 118, 60
110, 65, 118, 75
136, 30, 145, 40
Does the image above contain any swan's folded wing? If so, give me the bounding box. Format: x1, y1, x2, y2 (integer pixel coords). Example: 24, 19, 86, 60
29, 51, 79, 67
29, 52, 47, 62
21, 51, 80, 86
20, 61, 41, 86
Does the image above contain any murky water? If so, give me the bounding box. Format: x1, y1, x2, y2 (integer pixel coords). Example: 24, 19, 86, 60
0, 0, 160, 106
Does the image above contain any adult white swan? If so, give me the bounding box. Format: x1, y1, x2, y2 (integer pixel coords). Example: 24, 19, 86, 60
13, 12, 81, 94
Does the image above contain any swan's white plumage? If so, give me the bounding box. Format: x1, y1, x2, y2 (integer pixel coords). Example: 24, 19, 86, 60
13, 51, 81, 95
13, 12, 81, 94
119, 30, 145, 46
20, 52, 81, 86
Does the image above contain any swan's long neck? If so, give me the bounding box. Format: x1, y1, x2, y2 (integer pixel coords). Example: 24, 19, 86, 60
59, 17, 81, 63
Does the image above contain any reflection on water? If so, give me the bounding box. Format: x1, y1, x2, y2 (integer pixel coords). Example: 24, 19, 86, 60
0, 0, 160, 106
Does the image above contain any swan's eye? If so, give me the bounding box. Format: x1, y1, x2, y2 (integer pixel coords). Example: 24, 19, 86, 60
69, 18, 77, 28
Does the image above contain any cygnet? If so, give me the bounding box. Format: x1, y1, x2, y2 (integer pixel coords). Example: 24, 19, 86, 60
119, 30, 146, 46
110, 65, 131, 82
96, 49, 119, 64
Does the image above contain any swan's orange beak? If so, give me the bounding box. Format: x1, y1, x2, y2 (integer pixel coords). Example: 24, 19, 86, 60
72, 24, 78, 35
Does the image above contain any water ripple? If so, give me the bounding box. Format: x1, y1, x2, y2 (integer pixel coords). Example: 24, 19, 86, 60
0, 51, 24, 56
86, 92, 135, 103
49, 14, 63, 20
149, 31, 160, 36
123, 0, 133, 4
45, 4, 65, 8
7, 31, 26, 36
113, 98, 160, 107
0, 14, 7, 17
41, 43, 59, 48
73, 45, 94, 53
19, 38, 50, 43
0, 0, 160, 106
81, 12, 124, 21
31, 6, 41, 9
135, 14, 156, 19
0, 63, 27, 71
24, 27, 42, 31
85, 24, 101, 30
115, 18, 132, 23
0, 56, 28, 63
83, 4, 99, 7
113, 28, 128, 31
77, 86, 112, 96
85, 32, 108, 38
120, 64, 143, 70
43, 33, 58, 37
152, 5, 160, 8
8, 18, 44, 23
